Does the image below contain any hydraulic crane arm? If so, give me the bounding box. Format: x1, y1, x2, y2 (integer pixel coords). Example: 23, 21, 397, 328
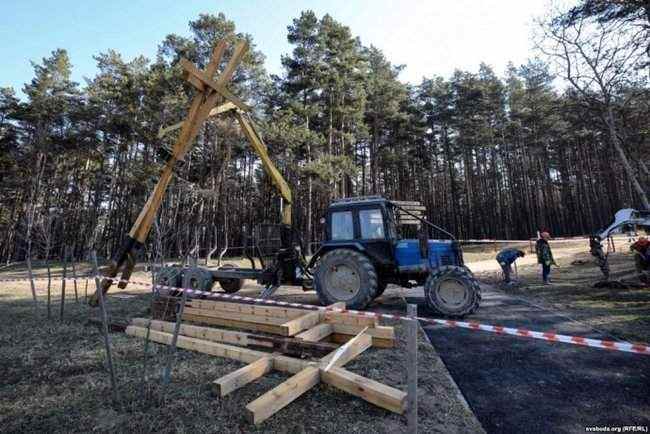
89, 39, 293, 304
234, 110, 292, 225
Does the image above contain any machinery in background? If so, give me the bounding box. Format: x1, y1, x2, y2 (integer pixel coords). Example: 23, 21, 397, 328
92, 39, 481, 318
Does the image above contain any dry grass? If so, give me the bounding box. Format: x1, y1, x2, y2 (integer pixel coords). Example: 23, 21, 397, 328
0, 268, 482, 433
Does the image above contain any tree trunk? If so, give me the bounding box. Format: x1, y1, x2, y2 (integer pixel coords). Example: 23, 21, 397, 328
606, 106, 650, 209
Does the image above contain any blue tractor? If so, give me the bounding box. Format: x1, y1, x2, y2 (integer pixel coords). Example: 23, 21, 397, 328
307, 196, 481, 317
156, 196, 481, 318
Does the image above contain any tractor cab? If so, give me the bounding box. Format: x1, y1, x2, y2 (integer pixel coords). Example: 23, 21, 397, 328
310, 196, 480, 316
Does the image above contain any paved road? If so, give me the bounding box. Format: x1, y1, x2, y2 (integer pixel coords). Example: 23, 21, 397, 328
413, 287, 650, 434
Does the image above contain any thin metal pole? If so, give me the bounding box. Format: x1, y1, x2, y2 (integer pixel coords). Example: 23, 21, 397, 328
140, 259, 158, 400
161, 289, 187, 388
91, 251, 120, 404
70, 251, 79, 303
405, 304, 418, 434
60, 248, 67, 320
26, 256, 38, 314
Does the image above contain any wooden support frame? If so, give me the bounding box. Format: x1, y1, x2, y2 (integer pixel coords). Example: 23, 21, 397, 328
126, 314, 406, 425
213, 357, 273, 397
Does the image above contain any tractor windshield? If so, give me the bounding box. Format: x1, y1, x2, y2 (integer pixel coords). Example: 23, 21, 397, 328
331, 211, 354, 240
359, 209, 385, 240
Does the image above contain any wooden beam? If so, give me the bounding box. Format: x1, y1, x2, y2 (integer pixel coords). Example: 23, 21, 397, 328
321, 367, 407, 414
213, 357, 273, 397
182, 313, 289, 335
281, 310, 322, 336
320, 328, 371, 370
157, 102, 236, 139
181, 58, 251, 112
295, 323, 333, 342
245, 366, 320, 425
126, 325, 310, 374
131, 318, 338, 358
331, 323, 395, 340
183, 307, 290, 325
330, 333, 394, 349
324, 311, 378, 327
187, 299, 306, 319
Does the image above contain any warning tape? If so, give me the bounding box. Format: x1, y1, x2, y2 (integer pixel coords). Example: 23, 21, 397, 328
3, 274, 649, 356
0, 276, 93, 283
119, 278, 650, 356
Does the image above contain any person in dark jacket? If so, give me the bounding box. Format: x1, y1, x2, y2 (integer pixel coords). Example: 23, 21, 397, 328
536, 231, 557, 284
589, 235, 610, 280
496, 248, 525, 283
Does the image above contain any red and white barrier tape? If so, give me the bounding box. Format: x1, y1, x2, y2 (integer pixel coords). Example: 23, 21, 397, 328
120, 278, 650, 356
3, 274, 648, 356
0, 276, 92, 283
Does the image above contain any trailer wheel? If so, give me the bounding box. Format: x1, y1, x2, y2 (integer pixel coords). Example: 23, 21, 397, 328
155, 265, 182, 289
424, 265, 481, 318
182, 266, 214, 292
314, 249, 376, 309
217, 263, 244, 293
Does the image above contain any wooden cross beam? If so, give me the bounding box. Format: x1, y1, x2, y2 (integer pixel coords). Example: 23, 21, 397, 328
126, 320, 406, 424
89, 39, 248, 305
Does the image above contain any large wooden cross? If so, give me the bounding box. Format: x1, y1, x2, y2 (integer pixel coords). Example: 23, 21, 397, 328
89, 40, 250, 305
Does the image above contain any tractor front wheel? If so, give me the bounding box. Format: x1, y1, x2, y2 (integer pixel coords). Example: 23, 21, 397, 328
424, 265, 481, 318
314, 249, 377, 310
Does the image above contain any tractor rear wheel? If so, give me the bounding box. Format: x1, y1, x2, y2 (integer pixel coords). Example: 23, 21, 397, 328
217, 263, 244, 294
424, 265, 481, 318
314, 249, 377, 310
374, 280, 388, 298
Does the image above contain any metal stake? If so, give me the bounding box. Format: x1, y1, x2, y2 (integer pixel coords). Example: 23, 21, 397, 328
161, 289, 187, 389
405, 304, 418, 434
91, 251, 120, 404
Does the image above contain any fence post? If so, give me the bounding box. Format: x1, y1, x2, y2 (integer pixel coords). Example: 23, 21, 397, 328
70, 251, 79, 303
60, 248, 67, 320
91, 251, 120, 404
405, 304, 418, 434
161, 289, 187, 391
25, 255, 38, 313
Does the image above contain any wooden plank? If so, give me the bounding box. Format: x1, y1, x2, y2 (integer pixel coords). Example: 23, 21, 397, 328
330, 333, 394, 349
331, 324, 395, 340
131, 319, 337, 358
295, 323, 333, 342
326, 302, 346, 310
181, 58, 251, 112
213, 357, 273, 397
320, 329, 371, 370
392, 201, 422, 207
126, 325, 310, 374
187, 299, 306, 319
183, 307, 290, 326
245, 366, 320, 425
321, 367, 407, 414
182, 313, 289, 335
281, 310, 322, 336
324, 311, 378, 327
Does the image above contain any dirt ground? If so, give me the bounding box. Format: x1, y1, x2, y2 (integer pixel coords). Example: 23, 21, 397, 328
0, 267, 482, 434
471, 237, 650, 343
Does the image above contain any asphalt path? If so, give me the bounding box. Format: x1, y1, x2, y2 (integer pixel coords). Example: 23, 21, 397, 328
412, 286, 650, 434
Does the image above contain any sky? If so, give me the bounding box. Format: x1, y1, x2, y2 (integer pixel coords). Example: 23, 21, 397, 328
1, 0, 559, 99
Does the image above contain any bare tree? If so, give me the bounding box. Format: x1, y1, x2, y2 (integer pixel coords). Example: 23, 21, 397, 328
537, 5, 650, 208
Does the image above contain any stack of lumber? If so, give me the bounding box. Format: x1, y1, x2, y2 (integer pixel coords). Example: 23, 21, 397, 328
181, 298, 396, 348
126, 298, 404, 425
